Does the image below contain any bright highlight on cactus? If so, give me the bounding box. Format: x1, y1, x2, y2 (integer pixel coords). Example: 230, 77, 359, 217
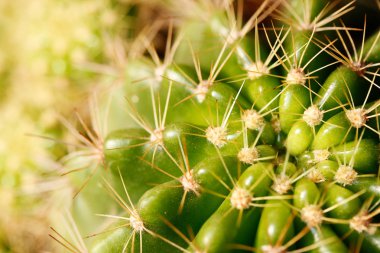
49, 0, 380, 252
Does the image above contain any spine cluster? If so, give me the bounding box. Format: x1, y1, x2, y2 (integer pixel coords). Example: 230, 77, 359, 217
53, 1, 380, 252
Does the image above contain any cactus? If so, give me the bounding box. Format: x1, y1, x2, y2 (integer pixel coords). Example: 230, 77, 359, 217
50, 0, 380, 252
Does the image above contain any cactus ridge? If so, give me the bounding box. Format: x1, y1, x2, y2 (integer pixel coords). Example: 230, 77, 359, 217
50, 1, 380, 252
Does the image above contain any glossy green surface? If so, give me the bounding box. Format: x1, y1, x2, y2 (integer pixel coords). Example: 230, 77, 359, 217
287, 120, 314, 155
315, 66, 366, 116
348, 177, 380, 203
331, 139, 379, 173
243, 76, 281, 116
93, 156, 245, 252
279, 84, 311, 134
84, 2, 380, 253
314, 160, 339, 181
300, 225, 349, 253
294, 178, 321, 209
363, 29, 380, 63
192, 163, 273, 253
255, 198, 294, 252
323, 184, 361, 219
311, 111, 355, 150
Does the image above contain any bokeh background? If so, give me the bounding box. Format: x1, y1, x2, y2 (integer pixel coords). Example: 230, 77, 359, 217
0, 0, 172, 251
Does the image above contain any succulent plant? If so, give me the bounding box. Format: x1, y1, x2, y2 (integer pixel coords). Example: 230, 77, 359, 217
52, 0, 380, 252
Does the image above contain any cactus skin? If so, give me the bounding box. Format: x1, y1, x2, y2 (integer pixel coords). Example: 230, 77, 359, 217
51, 1, 380, 252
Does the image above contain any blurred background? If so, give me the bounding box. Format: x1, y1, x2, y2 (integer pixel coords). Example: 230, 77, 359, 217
0, 0, 171, 252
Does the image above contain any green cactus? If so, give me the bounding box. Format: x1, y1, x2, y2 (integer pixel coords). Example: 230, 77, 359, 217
50, 0, 380, 252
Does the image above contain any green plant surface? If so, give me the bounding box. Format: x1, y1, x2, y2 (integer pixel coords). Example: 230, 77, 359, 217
45, 1, 380, 252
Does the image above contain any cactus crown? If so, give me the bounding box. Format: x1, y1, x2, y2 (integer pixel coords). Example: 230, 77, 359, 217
47, 1, 380, 253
